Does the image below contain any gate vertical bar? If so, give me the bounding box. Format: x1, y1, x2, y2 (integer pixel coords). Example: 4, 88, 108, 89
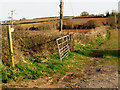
66, 36, 70, 53
56, 40, 62, 60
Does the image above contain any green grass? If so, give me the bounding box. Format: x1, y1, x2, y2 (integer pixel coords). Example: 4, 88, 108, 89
91, 30, 118, 66
97, 30, 118, 50
2, 34, 106, 83
74, 30, 118, 66
2, 51, 90, 83
74, 36, 105, 56
2, 29, 118, 84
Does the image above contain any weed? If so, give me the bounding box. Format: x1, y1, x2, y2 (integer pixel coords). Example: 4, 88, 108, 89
2, 85, 9, 88
33, 86, 38, 88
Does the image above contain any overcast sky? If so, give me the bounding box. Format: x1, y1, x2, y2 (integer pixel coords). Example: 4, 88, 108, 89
0, 0, 119, 21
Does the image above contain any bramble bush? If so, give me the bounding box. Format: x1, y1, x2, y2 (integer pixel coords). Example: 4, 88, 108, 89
82, 20, 99, 29
63, 20, 99, 30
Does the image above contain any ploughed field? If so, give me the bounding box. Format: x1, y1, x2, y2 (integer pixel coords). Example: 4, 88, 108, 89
4, 16, 108, 31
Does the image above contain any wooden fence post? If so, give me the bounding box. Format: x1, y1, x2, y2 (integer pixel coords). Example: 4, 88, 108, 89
6, 25, 14, 67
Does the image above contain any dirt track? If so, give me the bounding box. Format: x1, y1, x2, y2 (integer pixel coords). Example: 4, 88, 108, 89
57, 58, 119, 88
3, 57, 118, 89
69, 64, 118, 88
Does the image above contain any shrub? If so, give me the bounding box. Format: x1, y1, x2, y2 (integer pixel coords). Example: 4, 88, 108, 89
82, 20, 98, 29
29, 26, 38, 30
63, 19, 74, 29
107, 15, 118, 29
81, 11, 89, 16
18, 30, 67, 57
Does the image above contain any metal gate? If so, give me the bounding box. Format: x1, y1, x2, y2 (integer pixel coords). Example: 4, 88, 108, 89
56, 35, 70, 60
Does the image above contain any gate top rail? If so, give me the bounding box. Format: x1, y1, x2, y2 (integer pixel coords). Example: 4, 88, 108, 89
56, 35, 69, 41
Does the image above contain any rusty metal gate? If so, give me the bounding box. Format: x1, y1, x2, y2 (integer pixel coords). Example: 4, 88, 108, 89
56, 35, 70, 60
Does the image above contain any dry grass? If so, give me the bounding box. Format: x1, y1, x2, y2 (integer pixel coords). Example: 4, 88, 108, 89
2, 25, 68, 65
72, 26, 107, 44
107, 16, 116, 29
20, 30, 67, 57
2, 25, 29, 65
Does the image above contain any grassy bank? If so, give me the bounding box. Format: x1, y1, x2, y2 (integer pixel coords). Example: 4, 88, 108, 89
2, 50, 90, 83
2, 29, 118, 85
92, 29, 118, 66
2, 34, 106, 83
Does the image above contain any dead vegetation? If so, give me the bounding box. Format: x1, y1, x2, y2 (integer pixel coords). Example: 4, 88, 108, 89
63, 19, 99, 30
2, 22, 107, 66
2, 25, 68, 65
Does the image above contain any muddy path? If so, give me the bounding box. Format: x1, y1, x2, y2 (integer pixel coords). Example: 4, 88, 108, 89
2, 57, 119, 89
68, 62, 118, 88
57, 58, 118, 88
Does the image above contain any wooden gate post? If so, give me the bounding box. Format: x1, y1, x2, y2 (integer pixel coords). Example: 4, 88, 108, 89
6, 25, 15, 67
70, 34, 74, 52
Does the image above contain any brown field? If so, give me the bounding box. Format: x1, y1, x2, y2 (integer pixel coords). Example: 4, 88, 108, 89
71, 17, 108, 25
4, 16, 108, 30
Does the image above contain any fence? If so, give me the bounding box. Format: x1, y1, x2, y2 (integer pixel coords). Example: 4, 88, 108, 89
56, 35, 70, 60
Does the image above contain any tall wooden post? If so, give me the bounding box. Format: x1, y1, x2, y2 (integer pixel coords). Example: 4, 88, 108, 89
60, 0, 63, 32
7, 25, 15, 67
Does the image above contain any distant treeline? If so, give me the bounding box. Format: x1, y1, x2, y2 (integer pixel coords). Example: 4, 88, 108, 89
73, 16, 107, 19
